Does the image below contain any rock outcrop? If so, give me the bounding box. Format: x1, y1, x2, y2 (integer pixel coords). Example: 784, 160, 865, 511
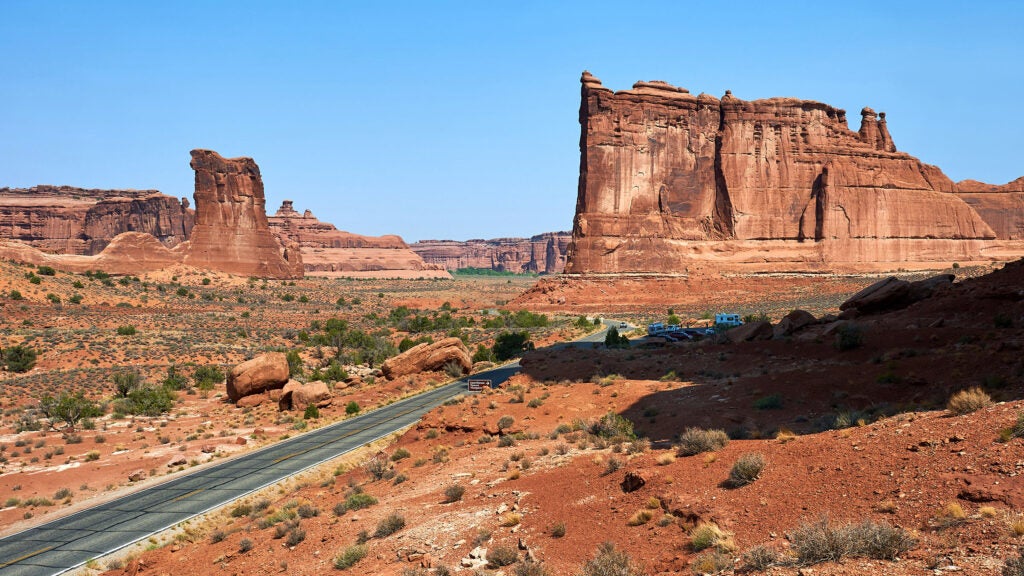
268, 201, 448, 278
278, 380, 333, 411
410, 232, 571, 274
0, 186, 193, 254
380, 337, 473, 380
839, 274, 954, 316
184, 150, 303, 278
567, 72, 1024, 274
0, 150, 302, 279
227, 352, 291, 403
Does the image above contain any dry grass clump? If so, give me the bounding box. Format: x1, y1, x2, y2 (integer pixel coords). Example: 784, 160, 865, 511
1009, 514, 1024, 536
579, 542, 644, 576
677, 427, 729, 456
726, 453, 765, 487
689, 522, 736, 553
500, 512, 522, 527
935, 502, 967, 528
655, 452, 675, 466
946, 387, 991, 415
788, 517, 915, 563
627, 509, 653, 526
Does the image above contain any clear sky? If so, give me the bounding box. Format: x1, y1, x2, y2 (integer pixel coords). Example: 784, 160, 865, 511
2, 1, 1021, 242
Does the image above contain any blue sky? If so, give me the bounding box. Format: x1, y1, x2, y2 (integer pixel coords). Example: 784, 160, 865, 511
2, 1, 1021, 241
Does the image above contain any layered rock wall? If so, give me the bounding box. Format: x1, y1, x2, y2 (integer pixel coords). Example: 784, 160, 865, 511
410, 232, 571, 274
568, 72, 1023, 273
268, 201, 448, 278
0, 186, 193, 255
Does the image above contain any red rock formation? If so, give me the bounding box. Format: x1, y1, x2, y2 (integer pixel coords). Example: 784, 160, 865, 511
0, 186, 193, 254
0, 232, 187, 275
410, 232, 571, 274
567, 72, 1024, 273
184, 150, 303, 278
268, 201, 448, 278
955, 177, 1024, 240
380, 337, 472, 380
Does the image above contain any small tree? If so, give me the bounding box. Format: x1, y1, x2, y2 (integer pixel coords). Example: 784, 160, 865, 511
604, 327, 630, 349
193, 365, 225, 390
38, 392, 102, 431
113, 371, 142, 398
2, 345, 37, 373
492, 331, 534, 361
162, 365, 189, 390
286, 350, 304, 377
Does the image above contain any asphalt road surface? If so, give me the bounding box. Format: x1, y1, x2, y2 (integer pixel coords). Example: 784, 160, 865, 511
0, 319, 628, 576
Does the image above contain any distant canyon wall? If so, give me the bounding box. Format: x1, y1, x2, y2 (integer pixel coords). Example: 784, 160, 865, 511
410, 232, 571, 274
567, 72, 1024, 274
0, 185, 193, 255
268, 201, 449, 278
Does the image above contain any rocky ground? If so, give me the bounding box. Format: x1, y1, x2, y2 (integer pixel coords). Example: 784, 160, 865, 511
6, 260, 1006, 575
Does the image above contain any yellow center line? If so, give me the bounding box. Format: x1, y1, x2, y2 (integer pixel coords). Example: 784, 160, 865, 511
0, 545, 55, 568
172, 489, 205, 502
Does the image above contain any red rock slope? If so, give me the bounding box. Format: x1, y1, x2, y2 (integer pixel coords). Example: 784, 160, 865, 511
410, 232, 571, 274
567, 72, 1024, 274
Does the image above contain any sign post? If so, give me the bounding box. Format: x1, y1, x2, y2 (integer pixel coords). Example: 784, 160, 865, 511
467, 379, 491, 391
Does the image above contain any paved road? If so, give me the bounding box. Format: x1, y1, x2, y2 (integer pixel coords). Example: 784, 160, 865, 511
0, 321, 616, 575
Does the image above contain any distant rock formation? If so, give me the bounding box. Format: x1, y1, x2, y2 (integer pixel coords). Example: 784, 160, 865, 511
0, 150, 302, 278
184, 150, 303, 278
268, 201, 449, 278
410, 232, 571, 274
0, 185, 193, 254
567, 72, 1024, 273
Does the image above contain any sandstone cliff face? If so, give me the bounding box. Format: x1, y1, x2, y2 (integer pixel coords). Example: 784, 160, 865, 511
0, 186, 193, 255
567, 72, 1022, 273
268, 201, 448, 278
955, 177, 1024, 240
184, 150, 303, 278
410, 232, 571, 274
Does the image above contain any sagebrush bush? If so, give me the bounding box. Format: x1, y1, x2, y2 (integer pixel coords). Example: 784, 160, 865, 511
947, 387, 991, 415
333, 544, 367, 569
690, 550, 733, 574
727, 453, 765, 487
443, 484, 465, 503
1004, 549, 1024, 576
789, 517, 915, 564
579, 542, 644, 576
486, 545, 518, 567
374, 512, 405, 537
677, 428, 729, 456
742, 544, 778, 570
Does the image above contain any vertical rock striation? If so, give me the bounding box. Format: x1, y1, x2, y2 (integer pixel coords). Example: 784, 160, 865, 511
410, 232, 571, 274
567, 72, 1022, 273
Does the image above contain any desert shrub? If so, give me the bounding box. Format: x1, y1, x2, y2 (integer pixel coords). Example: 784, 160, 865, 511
443, 360, 465, 379
604, 327, 630, 349
514, 561, 550, 576
690, 550, 733, 574
753, 394, 783, 410
492, 331, 534, 361
627, 509, 653, 526
2, 345, 37, 373
286, 350, 304, 377
303, 404, 320, 420
116, 325, 136, 336
603, 457, 623, 475
726, 453, 765, 487
53, 487, 72, 500
497, 415, 515, 432
333, 544, 368, 569
1013, 413, 1024, 439
193, 365, 225, 390
209, 529, 226, 543
231, 503, 252, 517
789, 517, 915, 564
741, 544, 778, 570
36, 265, 56, 276
947, 387, 991, 415
364, 457, 391, 481
161, 365, 189, 390
690, 522, 734, 552
589, 411, 636, 440
443, 484, 465, 503
113, 371, 142, 398
677, 427, 729, 456
373, 512, 406, 537
472, 344, 495, 363
486, 545, 519, 567
579, 542, 644, 576
391, 447, 411, 461
238, 537, 253, 552
834, 324, 863, 350
9, 289, 23, 300
118, 385, 175, 416
297, 503, 319, 518
286, 525, 306, 546
550, 522, 566, 538
334, 492, 377, 515
345, 401, 361, 415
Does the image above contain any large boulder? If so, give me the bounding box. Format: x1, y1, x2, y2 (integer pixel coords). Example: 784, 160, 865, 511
726, 320, 774, 343
381, 337, 472, 380
227, 352, 290, 403
839, 277, 912, 315
775, 309, 817, 337
278, 380, 332, 411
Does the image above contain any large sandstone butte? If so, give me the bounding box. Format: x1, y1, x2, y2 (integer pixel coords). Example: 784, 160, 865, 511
0, 150, 302, 279
567, 72, 1024, 274
0, 186, 193, 255
410, 232, 571, 274
184, 150, 303, 278
268, 201, 449, 278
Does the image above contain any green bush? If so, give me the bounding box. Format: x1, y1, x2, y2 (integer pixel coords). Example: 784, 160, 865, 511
162, 365, 189, 390
486, 545, 518, 567
8, 289, 23, 300
117, 385, 175, 416
443, 484, 465, 503
2, 345, 37, 373
116, 325, 136, 336
304, 404, 320, 419
38, 392, 102, 431
604, 327, 630, 349
333, 544, 367, 569
834, 324, 863, 351
346, 401, 361, 415
113, 371, 142, 397
677, 427, 729, 456
36, 265, 56, 276
193, 365, 225, 390
588, 411, 635, 440
492, 331, 534, 361
753, 394, 783, 410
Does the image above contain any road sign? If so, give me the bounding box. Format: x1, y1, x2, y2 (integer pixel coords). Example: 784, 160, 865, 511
467, 379, 491, 391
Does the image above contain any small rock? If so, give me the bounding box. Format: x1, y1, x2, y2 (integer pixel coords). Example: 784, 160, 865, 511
128, 470, 146, 482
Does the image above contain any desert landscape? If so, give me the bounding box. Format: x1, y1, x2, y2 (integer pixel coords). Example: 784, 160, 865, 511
2, 3, 1024, 576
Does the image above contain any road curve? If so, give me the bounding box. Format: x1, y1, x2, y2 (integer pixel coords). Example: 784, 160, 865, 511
0, 320, 617, 576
